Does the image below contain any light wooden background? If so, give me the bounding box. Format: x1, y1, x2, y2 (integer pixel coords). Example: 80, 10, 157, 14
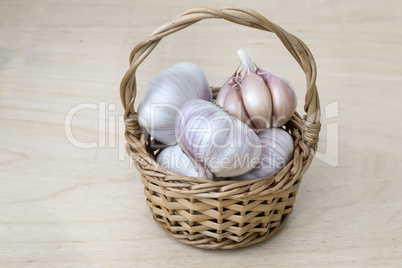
1, 0, 401, 267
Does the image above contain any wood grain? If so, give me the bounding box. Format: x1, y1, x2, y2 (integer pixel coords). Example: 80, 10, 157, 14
1, 0, 401, 267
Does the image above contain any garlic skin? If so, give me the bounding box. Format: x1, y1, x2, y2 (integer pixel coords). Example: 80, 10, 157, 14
156, 145, 198, 177
231, 128, 294, 180
175, 99, 262, 180
137, 62, 212, 145
257, 67, 297, 127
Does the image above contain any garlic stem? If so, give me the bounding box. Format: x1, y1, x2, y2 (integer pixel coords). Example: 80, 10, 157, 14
237, 47, 256, 72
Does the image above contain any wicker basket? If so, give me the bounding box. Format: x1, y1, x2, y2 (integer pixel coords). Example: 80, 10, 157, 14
120, 6, 321, 249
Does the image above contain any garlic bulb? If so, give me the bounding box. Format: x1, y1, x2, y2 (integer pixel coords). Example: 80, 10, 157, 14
156, 145, 198, 177
137, 62, 212, 145
231, 128, 294, 180
216, 47, 297, 129
175, 99, 262, 180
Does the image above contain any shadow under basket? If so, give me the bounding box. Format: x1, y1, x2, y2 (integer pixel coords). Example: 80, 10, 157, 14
120, 6, 321, 250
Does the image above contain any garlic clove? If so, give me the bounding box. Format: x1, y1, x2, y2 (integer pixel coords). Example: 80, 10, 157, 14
156, 144, 198, 177
237, 47, 273, 129
216, 73, 254, 128
222, 86, 252, 127
257, 67, 297, 127
175, 99, 262, 180
216, 72, 237, 107
240, 69, 273, 129
137, 62, 212, 145
231, 127, 294, 180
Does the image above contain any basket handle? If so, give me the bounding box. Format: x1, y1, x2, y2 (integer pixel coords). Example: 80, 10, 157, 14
120, 6, 320, 153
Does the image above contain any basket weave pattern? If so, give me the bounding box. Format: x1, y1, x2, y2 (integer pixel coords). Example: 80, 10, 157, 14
120, 6, 321, 249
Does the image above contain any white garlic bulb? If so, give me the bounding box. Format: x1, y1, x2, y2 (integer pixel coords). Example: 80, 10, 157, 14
156, 145, 198, 177
175, 99, 262, 180
231, 128, 294, 180
137, 62, 212, 145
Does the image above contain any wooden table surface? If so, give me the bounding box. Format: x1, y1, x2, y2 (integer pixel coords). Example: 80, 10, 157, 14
1, 0, 401, 267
